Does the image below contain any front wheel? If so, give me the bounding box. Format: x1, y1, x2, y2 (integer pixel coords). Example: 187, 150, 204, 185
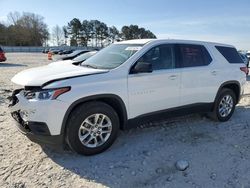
208, 88, 236, 122
66, 102, 119, 155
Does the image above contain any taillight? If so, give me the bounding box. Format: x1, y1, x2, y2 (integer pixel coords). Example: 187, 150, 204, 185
240, 66, 249, 75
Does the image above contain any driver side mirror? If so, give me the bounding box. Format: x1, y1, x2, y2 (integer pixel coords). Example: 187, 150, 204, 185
131, 62, 153, 74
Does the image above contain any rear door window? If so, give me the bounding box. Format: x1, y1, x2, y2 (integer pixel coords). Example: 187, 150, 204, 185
177, 44, 212, 68
215, 46, 244, 64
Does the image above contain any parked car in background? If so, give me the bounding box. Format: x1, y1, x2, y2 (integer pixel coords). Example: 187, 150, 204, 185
56, 50, 90, 61
42, 48, 49, 53
57, 49, 64, 54
73, 51, 98, 64
0, 46, 7, 62
239, 52, 249, 67
49, 51, 98, 66
58, 49, 74, 55
49, 48, 61, 54
48, 48, 55, 53
10, 39, 247, 155
246, 51, 250, 60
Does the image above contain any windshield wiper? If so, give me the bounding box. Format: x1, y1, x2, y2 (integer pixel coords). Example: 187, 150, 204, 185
81, 64, 98, 69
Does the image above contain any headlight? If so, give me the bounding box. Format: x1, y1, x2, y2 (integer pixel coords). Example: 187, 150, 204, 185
37, 90, 54, 100
24, 87, 71, 101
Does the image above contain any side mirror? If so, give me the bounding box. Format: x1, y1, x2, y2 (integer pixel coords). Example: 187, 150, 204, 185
131, 62, 152, 74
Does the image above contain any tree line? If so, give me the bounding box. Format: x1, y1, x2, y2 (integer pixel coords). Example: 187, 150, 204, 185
0, 12, 49, 46
60, 18, 156, 47
0, 12, 156, 47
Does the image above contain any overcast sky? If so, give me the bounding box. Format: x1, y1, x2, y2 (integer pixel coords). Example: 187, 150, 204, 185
0, 0, 250, 50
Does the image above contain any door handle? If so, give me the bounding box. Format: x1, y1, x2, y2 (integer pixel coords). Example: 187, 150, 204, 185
169, 75, 177, 80
211, 70, 217, 75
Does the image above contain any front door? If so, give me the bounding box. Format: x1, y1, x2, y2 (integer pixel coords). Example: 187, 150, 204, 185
128, 44, 181, 118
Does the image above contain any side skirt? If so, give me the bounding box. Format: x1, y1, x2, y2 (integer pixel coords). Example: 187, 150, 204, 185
125, 103, 214, 129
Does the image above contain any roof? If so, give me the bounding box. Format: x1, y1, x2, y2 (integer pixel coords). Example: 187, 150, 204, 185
116, 39, 154, 45
116, 39, 234, 48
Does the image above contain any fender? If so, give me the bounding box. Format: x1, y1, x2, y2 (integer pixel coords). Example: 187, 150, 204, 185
60, 94, 128, 135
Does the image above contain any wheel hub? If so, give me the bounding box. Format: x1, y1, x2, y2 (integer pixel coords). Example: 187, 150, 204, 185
78, 113, 112, 148
218, 95, 233, 117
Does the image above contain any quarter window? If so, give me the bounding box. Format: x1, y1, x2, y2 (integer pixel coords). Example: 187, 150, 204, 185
215, 46, 244, 64
178, 44, 212, 68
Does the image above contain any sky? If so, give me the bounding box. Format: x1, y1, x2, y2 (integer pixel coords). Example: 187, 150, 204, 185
0, 0, 250, 50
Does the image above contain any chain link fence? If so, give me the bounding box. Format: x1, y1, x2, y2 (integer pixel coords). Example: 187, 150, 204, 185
1, 46, 98, 53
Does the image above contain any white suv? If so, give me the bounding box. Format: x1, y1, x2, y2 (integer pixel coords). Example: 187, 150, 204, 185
9, 39, 247, 155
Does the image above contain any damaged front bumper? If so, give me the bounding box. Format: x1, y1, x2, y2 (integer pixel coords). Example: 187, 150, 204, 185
8, 89, 63, 145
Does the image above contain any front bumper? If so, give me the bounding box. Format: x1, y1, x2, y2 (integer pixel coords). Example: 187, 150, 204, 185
9, 89, 66, 145
11, 111, 63, 145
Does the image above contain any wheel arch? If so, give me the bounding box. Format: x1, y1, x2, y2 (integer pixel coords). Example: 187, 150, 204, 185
215, 81, 241, 104
61, 94, 128, 136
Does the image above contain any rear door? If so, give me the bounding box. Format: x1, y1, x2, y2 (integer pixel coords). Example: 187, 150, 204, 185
128, 44, 181, 118
176, 44, 218, 105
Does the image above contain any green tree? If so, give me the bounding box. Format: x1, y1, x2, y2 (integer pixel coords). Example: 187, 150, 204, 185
89, 20, 108, 47
108, 26, 119, 43
0, 23, 8, 45
62, 26, 68, 45
90, 20, 99, 47
121, 25, 156, 40
67, 18, 82, 46
80, 20, 93, 46
65, 19, 156, 47
98, 22, 108, 47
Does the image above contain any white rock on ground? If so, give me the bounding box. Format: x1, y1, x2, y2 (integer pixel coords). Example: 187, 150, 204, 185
175, 160, 189, 171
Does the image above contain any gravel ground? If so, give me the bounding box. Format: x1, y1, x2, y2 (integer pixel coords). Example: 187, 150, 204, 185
1, 53, 250, 188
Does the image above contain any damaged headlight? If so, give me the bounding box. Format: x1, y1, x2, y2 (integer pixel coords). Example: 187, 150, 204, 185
37, 90, 54, 100
24, 87, 71, 100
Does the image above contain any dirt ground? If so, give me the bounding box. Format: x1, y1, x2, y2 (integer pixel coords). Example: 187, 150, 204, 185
1, 53, 250, 188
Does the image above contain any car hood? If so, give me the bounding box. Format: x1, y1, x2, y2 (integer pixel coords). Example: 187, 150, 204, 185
48, 59, 76, 66
11, 63, 108, 87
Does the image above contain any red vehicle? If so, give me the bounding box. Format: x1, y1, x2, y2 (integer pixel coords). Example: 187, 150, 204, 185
0, 47, 6, 62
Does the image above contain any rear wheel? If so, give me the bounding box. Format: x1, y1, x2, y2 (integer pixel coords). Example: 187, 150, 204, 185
66, 102, 119, 155
208, 88, 236, 122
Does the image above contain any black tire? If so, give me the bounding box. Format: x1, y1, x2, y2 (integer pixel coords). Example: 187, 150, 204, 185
208, 88, 236, 122
66, 101, 119, 155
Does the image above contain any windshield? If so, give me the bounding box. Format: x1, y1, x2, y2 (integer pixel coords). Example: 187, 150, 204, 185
68, 50, 85, 56
239, 54, 246, 60
73, 51, 97, 62
81, 44, 143, 69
